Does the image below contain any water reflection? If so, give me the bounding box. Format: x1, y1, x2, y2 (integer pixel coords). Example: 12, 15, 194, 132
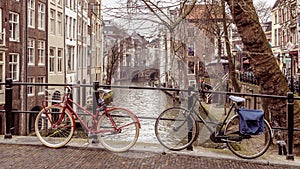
112, 84, 174, 143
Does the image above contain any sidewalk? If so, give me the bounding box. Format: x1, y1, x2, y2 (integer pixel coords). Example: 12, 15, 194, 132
0, 135, 300, 168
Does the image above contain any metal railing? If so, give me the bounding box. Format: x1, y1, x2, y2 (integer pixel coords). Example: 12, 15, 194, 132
2, 78, 299, 160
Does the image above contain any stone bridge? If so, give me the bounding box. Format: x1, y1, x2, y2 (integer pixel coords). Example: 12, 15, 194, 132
118, 66, 160, 83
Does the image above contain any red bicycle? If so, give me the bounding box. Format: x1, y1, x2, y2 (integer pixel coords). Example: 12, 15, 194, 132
34, 86, 140, 152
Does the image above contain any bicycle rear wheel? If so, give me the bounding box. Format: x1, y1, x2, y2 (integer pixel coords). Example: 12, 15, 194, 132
155, 107, 198, 151
224, 114, 272, 159
34, 105, 75, 148
98, 108, 140, 152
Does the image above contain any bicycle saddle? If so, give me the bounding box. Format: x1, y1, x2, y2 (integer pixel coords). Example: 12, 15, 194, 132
229, 95, 245, 103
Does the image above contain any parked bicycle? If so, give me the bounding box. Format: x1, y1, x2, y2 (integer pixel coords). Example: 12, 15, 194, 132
154, 90, 272, 159
35, 86, 140, 152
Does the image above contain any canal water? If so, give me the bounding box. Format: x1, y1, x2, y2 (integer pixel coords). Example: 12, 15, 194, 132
112, 84, 174, 144
110, 82, 224, 147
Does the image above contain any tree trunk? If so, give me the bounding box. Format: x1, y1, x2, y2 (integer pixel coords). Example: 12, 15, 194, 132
222, 0, 240, 92
225, 0, 300, 155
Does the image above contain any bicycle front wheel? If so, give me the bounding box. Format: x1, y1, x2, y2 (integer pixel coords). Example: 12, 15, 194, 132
34, 105, 75, 148
224, 114, 272, 159
98, 108, 140, 152
155, 107, 199, 151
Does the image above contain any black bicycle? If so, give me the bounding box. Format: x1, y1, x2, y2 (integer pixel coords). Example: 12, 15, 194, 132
154, 91, 272, 159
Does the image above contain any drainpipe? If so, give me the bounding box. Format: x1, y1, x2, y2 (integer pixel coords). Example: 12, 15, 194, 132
22, 0, 28, 136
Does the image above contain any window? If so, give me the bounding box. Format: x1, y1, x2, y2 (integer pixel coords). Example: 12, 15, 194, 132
0, 8, 2, 34
274, 29, 278, 46
188, 61, 195, 75
187, 28, 194, 37
69, 17, 72, 38
28, 39, 35, 65
275, 12, 277, 24
49, 48, 55, 73
73, 18, 76, 39
38, 40, 45, 65
57, 0, 62, 6
9, 12, 20, 41
67, 46, 74, 71
27, 77, 35, 96
0, 52, 4, 92
78, 46, 82, 67
28, 0, 35, 28
9, 53, 19, 81
188, 44, 194, 56
189, 80, 196, 88
37, 76, 45, 94
50, 10, 55, 34
66, 0, 70, 8
57, 12, 62, 35
38, 3, 45, 30
57, 48, 62, 73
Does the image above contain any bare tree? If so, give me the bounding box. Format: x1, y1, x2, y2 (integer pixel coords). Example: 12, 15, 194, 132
254, 0, 272, 23
105, 41, 122, 85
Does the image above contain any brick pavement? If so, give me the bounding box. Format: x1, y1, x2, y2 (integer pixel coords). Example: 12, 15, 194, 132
0, 136, 300, 169
0, 144, 298, 169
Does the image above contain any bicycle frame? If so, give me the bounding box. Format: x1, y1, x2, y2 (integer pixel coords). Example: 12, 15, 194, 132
187, 92, 237, 135
41, 92, 126, 136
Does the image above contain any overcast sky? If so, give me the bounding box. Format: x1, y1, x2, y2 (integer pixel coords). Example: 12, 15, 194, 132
103, 0, 277, 7
101, 0, 277, 38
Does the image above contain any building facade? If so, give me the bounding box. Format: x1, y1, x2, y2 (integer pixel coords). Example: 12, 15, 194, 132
271, 0, 299, 80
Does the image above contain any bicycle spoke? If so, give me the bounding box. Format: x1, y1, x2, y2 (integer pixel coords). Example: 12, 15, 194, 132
98, 108, 139, 152
225, 115, 272, 159
155, 107, 198, 151
35, 106, 75, 148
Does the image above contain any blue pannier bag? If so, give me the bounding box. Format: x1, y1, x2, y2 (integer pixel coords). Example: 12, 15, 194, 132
238, 108, 264, 135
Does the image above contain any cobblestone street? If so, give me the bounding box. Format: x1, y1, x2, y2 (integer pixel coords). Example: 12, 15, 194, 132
0, 144, 299, 169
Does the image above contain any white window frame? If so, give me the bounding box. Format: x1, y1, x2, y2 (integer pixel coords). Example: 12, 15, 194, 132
57, 12, 62, 35
38, 40, 45, 65
57, 0, 62, 7
28, 0, 35, 28
50, 10, 55, 35
73, 18, 76, 39
27, 77, 35, 96
37, 76, 45, 95
49, 48, 55, 73
187, 28, 194, 37
28, 39, 35, 65
187, 61, 195, 75
0, 8, 2, 34
67, 46, 75, 71
0, 52, 5, 92
57, 48, 63, 73
9, 12, 20, 41
189, 80, 196, 88
38, 3, 45, 30
69, 17, 72, 38
9, 53, 19, 81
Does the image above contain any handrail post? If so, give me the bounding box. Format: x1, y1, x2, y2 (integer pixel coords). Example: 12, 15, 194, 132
93, 81, 100, 113
91, 81, 100, 143
4, 78, 13, 139
286, 92, 294, 160
187, 86, 194, 151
